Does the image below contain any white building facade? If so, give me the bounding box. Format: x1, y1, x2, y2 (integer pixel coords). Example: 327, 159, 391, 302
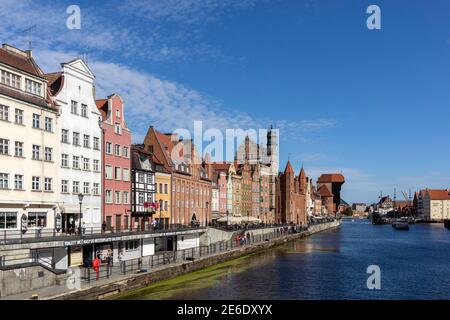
422, 190, 450, 222
0, 44, 61, 237
47, 59, 102, 233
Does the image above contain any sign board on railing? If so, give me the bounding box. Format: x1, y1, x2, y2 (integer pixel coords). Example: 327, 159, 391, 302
21, 214, 28, 234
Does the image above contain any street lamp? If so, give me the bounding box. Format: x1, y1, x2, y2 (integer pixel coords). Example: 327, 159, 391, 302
159, 199, 163, 229
78, 193, 84, 235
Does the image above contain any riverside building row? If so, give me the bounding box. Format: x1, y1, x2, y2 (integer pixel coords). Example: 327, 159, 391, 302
0, 44, 344, 276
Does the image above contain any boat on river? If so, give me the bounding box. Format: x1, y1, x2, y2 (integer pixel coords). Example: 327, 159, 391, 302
392, 218, 410, 231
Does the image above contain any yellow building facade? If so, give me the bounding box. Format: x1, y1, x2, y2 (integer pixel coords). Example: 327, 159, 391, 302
154, 170, 171, 227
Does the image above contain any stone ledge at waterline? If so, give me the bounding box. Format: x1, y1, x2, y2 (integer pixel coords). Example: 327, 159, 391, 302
52, 220, 341, 300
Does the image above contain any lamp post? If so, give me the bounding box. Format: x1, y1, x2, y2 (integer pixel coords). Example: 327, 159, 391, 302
159, 199, 163, 229
78, 193, 84, 235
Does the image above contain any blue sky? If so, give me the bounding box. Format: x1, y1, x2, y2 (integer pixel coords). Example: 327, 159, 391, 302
1, 0, 450, 204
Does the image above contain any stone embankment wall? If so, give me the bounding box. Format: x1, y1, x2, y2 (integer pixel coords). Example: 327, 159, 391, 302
52, 220, 341, 300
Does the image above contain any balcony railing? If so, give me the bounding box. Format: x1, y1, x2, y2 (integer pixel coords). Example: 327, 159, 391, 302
0, 222, 207, 245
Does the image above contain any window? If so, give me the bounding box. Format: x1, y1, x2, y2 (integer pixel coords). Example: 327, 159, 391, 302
15, 109, 23, 124
0, 138, 9, 155
73, 156, 80, 169
105, 165, 112, 179
0, 105, 9, 121
14, 175, 23, 190
164, 201, 168, 211
44, 178, 52, 191
71, 100, 78, 114
106, 142, 112, 154
114, 167, 121, 180
116, 109, 121, 118
0, 212, 17, 229
83, 158, 90, 170
0, 173, 9, 189
123, 147, 129, 158
73, 132, 80, 146
61, 129, 69, 143
138, 173, 145, 183
123, 191, 129, 204
123, 168, 129, 181
1, 70, 21, 89
159, 183, 163, 194
164, 184, 168, 194
32, 114, 40, 129
44, 147, 52, 161
44, 117, 52, 132
32, 176, 40, 191
114, 123, 121, 134
81, 104, 88, 117
83, 182, 90, 195
14, 141, 23, 157
93, 159, 100, 172
106, 190, 112, 203
61, 180, 68, 193
25, 79, 42, 96
27, 212, 47, 228
83, 135, 90, 148
32, 145, 40, 160
61, 154, 68, 167
93, 183, 99, 196
93, 137, 100, 150
115, 191, 121, 204
72, 181, 79, 194
114, 144, 121, 156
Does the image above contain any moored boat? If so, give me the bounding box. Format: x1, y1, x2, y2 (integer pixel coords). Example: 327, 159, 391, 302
392, 218, 410, 231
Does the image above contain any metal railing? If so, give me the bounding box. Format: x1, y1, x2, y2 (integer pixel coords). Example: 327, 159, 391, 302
0, 223, 207, 245
78, 223, 316, 283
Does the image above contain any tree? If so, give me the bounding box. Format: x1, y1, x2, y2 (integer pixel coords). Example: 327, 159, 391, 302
343, 207, 353, 216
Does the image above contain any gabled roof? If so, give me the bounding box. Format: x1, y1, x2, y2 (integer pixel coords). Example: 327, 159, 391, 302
426, 189, 450, 200
318, 173, 345, 183
95, 99, 108, 120
0, 44, 44, 78
284, 160, 294, 174
318, 185, 333, 197
44, 72, 64, 96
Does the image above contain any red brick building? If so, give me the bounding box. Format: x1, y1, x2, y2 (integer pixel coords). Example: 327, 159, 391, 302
96, 94, 131, 231
275, 161, 308, 225
317, 174, 345, 214
143, 126, 212, 226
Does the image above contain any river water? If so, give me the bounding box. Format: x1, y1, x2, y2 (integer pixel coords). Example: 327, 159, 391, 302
118, 219, 450, 300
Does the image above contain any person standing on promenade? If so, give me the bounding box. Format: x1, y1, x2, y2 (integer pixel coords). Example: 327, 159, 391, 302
119, 251, 125, 274
93, 256, 100, 281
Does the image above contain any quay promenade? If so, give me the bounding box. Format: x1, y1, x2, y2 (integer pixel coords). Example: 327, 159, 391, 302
0, 220, 341, 300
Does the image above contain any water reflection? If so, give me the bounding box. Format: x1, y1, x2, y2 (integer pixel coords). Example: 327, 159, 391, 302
115, 220, 450, 300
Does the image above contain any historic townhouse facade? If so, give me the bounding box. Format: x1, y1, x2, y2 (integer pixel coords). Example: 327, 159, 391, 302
155, 162, 171, 227
46, 59, 102, 232
251, 163, 261, 218
230, 163, 241, 216
143, 127, 212, 226
276, 161, 308, 225
130, 144, 156, 230
96, 94, 132, 231
0, 44, 60, 233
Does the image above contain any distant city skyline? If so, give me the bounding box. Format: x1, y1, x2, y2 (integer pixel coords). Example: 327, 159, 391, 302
2, 0, 449, 204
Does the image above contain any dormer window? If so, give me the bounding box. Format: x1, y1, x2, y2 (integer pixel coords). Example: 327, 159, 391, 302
1, 70, 21, 89
25, 79, 42, 96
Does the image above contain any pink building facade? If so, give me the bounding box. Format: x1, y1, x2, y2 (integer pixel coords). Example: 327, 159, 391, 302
96, 94, 132, 231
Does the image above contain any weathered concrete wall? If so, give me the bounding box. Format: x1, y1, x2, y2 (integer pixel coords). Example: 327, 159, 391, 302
199, 227, 280, 246
51, 220, 341, 300
0, 265, 67, 297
